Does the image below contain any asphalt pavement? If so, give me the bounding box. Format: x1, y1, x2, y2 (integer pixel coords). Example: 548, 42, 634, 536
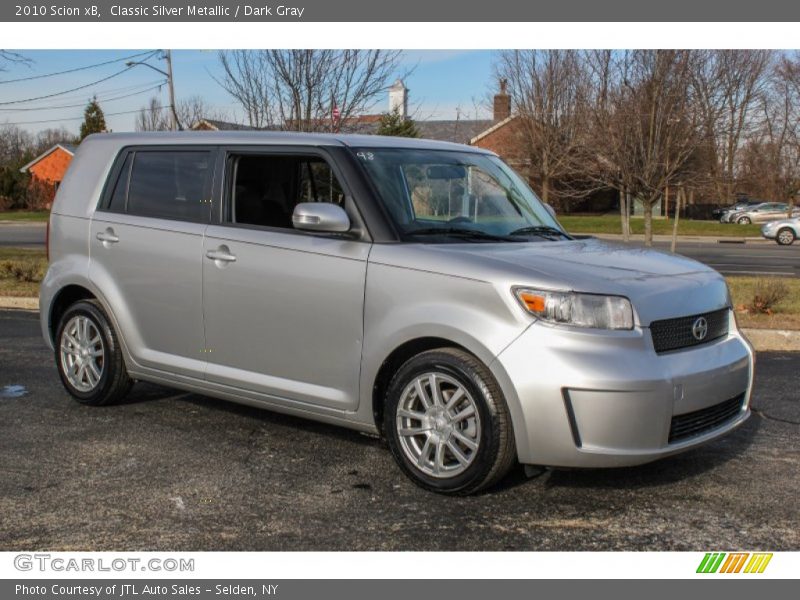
0, 308, 797, 551
0, 222, 46, 247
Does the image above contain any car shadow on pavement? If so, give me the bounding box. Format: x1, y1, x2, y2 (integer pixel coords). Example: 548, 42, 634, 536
120, 382, 386, 448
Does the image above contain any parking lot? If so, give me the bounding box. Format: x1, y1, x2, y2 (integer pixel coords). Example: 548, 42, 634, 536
0, 308, 797, 551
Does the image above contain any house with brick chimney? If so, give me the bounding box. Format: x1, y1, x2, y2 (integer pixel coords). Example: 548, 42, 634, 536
468, 80, 531, 180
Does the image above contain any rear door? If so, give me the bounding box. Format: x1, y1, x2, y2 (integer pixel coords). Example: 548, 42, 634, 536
89, 146, 216, 379
201, 147, 370, 411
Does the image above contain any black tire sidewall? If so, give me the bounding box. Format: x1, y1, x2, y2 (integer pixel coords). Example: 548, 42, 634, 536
55, 301, 119, 405
384, 351, 505, 494
738, 217, 750, 224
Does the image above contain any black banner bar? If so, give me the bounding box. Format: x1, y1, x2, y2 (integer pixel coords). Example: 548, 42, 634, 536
2, 1, 800, 22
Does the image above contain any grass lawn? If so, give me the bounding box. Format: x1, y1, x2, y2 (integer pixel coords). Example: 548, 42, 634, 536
727, 276, 800, 330
0, 247, 47, 297
559, 215, 763, 237
0, 210, 49, 222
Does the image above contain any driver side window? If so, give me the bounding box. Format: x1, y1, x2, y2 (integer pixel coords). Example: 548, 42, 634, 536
228, 153, 345, 230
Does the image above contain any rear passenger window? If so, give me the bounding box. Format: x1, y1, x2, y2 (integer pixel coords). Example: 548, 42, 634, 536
127, 151, 210, 222
107, 153, 132, 213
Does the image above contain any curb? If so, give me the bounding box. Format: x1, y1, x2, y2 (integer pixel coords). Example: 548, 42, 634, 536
740, 328, 800, 352
1, 297, 797, 352
592, 233, 770, 244
0, 296, 39, 311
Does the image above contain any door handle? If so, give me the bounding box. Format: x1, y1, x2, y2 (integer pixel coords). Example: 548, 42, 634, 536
96, 228, 119, 245
206, 247, 237, 264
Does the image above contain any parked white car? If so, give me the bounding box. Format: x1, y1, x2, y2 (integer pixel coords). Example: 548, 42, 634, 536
761, 217, 800, 245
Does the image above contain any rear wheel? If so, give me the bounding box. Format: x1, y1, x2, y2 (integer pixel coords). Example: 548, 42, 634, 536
777, 227, 796, 245
55, 300, 132, 406
384, 348, 516, 495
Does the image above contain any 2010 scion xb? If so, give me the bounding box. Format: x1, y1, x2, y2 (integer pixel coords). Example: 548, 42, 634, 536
40, 132, 754, 494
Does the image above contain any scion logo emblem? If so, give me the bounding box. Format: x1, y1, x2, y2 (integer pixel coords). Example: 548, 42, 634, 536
692, 316, 708, 341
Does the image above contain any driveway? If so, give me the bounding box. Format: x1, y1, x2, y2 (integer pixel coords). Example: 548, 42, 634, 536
0, 309, 797, 551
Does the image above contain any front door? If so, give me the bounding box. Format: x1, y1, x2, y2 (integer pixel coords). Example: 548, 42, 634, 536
201, 149, 370, 411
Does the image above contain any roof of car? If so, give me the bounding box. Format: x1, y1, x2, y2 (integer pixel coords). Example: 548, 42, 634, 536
84, 131, 495, 154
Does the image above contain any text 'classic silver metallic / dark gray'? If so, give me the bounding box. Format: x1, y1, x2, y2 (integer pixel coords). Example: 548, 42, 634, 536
40, 131, 754, 494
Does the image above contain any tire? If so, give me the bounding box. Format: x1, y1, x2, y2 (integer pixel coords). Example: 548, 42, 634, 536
55, 299, 133, 406
777, 227, 796, 246
737, 216, 751, 224
384, 348, 516, 495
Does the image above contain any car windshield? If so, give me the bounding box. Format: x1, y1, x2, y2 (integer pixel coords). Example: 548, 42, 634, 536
353, 148, 567, 242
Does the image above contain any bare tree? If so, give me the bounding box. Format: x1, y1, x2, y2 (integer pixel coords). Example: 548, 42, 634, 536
216, 50, 405, 131
136, 95, 227, 131
591, 50, 702, 246
748, 54, 800, 216
495, 50, 598, 207
690, 50, 773, 203
215, 50, 274, 129
33, 128, 77, 154
135, 96, 171, 132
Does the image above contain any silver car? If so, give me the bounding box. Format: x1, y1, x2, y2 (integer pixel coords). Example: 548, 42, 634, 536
762, 217, 800, 245
726, 202, 799, 224
40, 132, 754, 494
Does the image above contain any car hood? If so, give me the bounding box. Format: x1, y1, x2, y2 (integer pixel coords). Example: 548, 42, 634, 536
369, 238, 730, 325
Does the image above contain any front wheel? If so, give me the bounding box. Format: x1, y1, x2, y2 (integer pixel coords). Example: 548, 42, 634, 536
384, 348, 516, 495
55, 300, 133, 406
777, 227, 796, 245
737, 216, 751, 224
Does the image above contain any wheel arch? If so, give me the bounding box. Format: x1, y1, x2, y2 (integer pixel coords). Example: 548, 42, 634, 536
371, 336, 479, 435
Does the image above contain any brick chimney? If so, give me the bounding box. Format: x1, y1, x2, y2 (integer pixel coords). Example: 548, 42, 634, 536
493, 79, 511, 122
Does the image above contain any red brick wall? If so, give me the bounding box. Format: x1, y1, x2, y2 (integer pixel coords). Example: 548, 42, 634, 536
471, 118, 531, 178
29, 148, 73, 185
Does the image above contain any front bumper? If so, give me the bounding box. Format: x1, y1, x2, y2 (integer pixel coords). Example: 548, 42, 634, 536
492, 314, 754, 468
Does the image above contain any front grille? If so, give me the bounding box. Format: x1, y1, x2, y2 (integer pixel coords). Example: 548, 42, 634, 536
650, 308, 729, 354
669, 394, 745, 443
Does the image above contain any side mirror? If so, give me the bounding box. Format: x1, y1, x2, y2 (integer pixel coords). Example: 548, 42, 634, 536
543, 203, 557, 219
292, 202, 351, 233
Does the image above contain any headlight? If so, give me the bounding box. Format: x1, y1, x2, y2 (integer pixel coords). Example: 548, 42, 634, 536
514, 288, 634, 330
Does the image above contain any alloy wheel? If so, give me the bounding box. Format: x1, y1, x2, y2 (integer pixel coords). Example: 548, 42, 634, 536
59, 315, 105, 392
395, 372, 482, 478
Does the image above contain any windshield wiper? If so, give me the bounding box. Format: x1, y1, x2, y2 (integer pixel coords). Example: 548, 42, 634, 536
405, 227, 523, 242
508, 225, 573, 240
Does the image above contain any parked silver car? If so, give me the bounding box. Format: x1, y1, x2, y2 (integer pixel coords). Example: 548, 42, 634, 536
40, 132, 754, 494
725, 202, 799, 224
762, 217, 800, 245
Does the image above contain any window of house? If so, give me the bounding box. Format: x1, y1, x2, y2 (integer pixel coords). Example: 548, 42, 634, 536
229, 154, 345, 229
126, 151, 211, 222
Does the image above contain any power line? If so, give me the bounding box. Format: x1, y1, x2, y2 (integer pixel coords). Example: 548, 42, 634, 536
0, 66, 136, 106
0, 82, 166, 112
0, 50, 158, 85
2, 105, 169, 126
13, 79, 167, 107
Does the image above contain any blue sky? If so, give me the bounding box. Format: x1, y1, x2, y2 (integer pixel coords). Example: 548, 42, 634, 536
0, 50, 496, 135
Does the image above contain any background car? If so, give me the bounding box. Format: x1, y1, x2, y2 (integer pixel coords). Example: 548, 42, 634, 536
761, 217, 800, 245
713, 200, 761, 221
726, 202, 799, 224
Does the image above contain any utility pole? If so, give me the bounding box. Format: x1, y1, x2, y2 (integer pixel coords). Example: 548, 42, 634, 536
126, 50, 181, 131
164, 50, 180, 131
